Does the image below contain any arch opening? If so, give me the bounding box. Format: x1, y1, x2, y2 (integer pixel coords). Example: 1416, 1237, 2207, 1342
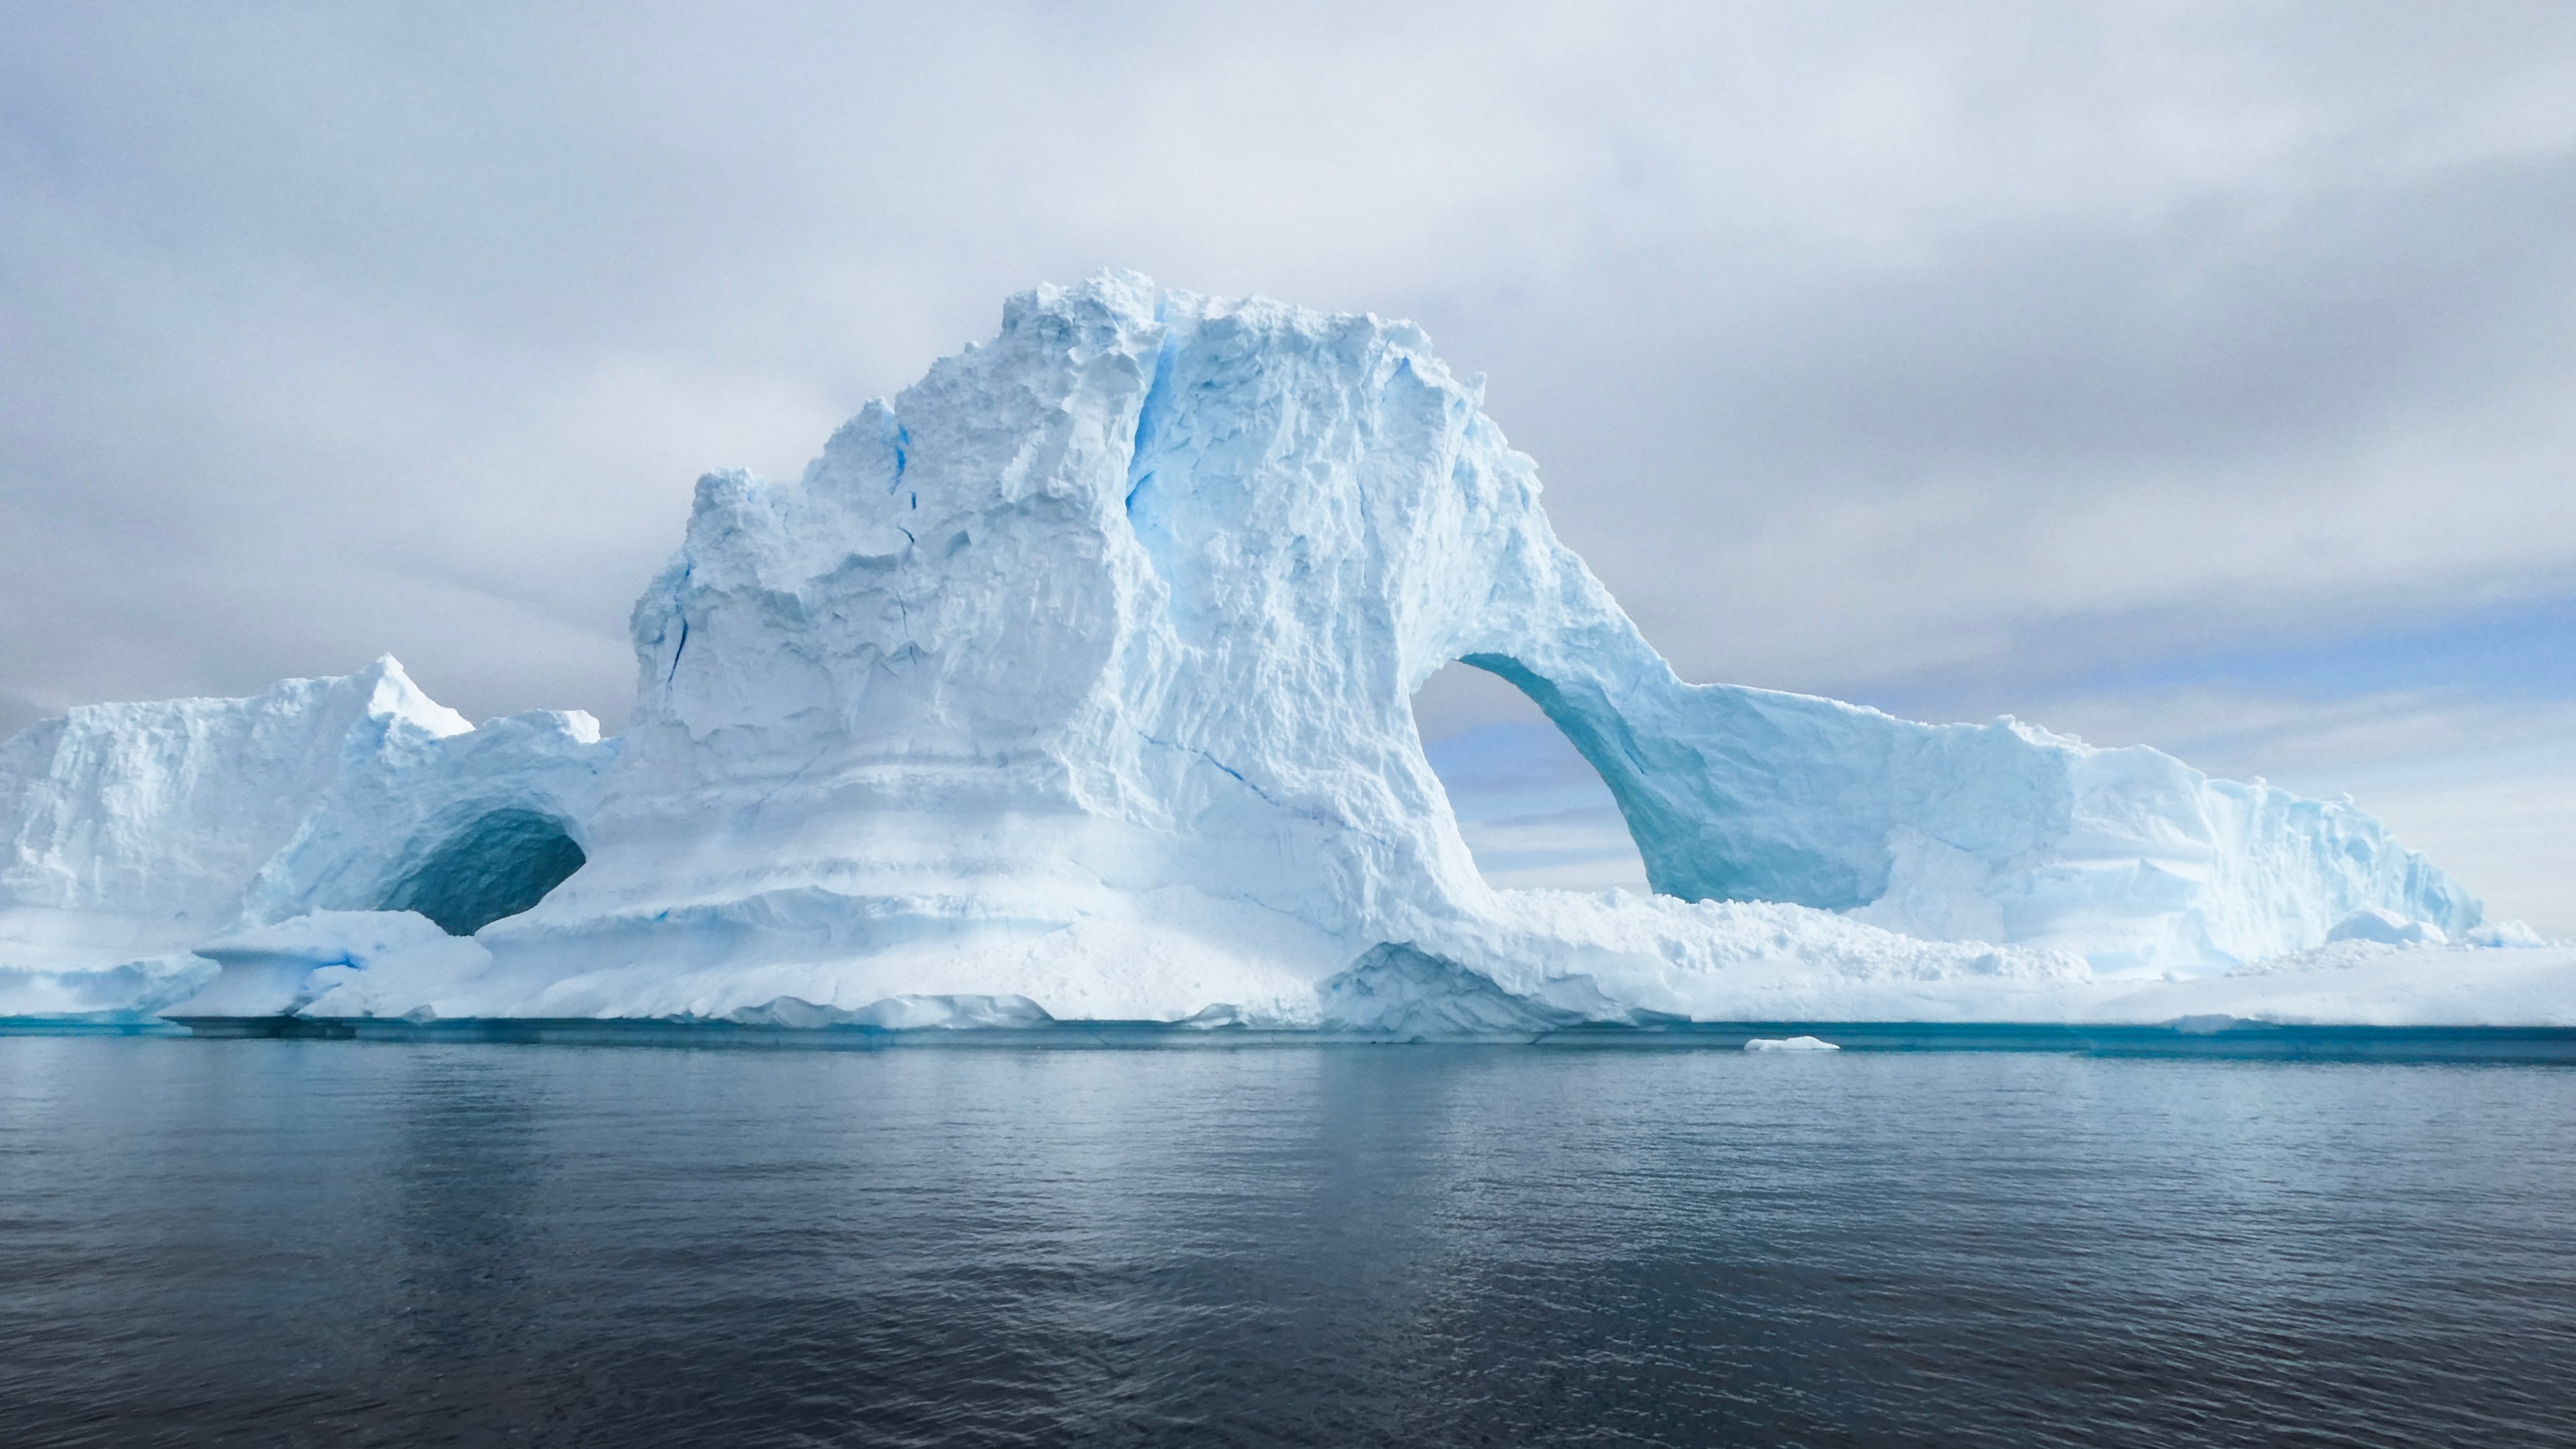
1411, 660, 1652, 893
380, 809, 587, 935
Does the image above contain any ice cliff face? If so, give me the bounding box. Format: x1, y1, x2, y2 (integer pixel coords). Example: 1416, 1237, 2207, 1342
0, 273, 2506, 1025
0, 660, 610, 1015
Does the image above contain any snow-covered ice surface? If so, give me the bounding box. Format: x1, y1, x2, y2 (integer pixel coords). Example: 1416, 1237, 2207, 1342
0, 660, 610, 1018
4, 274, 2565, 1030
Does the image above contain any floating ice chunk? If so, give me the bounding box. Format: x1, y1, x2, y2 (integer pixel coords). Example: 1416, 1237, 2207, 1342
1746, 1035, 1842, 1051
0, 273, 2512, 1027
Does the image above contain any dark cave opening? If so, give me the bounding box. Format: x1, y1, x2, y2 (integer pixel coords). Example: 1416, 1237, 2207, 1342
379, 809, 587, 936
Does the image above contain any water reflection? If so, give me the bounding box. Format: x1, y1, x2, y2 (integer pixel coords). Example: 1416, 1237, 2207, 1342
2, 1040, 2572, 1445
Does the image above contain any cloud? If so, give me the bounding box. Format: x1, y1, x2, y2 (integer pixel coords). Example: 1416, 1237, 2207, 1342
5, 1, 2573, 917
1416, 665, 1652, 894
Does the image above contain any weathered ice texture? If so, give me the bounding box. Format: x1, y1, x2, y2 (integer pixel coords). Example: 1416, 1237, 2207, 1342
0, 659, 610, 1015
0, 274, 2527, 1027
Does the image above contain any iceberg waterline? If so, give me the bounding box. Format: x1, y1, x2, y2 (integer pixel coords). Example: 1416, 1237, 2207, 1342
3, 273, 2562, 1030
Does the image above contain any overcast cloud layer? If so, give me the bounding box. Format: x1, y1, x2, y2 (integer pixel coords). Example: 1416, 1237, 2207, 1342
6, 2, 2573, 927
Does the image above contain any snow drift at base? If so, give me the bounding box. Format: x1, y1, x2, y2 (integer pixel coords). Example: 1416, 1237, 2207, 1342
4, 273, 2562, 1029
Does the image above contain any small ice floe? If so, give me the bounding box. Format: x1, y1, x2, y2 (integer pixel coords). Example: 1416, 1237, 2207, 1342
1745, 1035, 1841, 1052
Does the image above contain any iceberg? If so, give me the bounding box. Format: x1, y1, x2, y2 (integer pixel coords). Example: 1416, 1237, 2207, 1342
0, 660, 610, 1016
4, 272, 2558, 1030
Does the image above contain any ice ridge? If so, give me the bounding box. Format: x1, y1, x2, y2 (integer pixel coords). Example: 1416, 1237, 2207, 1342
0, 272, 2545, 1029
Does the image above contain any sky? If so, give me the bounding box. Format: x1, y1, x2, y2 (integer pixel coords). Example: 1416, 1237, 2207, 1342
4, 2, 2573, 930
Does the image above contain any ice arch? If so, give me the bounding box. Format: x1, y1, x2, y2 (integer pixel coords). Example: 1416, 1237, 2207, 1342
499, 271, 2476, 1001
1452, 648, 1911, 911
379, 809, 587, 936
1412, 660, 1650, 892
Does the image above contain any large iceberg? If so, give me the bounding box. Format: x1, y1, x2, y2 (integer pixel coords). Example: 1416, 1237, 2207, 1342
4, 273, 2556, 1029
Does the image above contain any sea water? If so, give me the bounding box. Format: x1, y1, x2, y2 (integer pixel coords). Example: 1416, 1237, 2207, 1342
3, 1036, 2571, 1446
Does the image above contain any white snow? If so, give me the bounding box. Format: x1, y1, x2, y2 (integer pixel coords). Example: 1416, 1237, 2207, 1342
2326, 906, 2449, 946
0, 659, 611, 1017
2, 273, 2564, 1031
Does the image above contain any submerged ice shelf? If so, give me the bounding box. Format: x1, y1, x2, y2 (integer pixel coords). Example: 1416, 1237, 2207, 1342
3, 274, 2564, 1031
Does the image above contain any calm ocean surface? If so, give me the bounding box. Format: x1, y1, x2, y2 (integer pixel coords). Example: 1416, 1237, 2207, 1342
2, 1037, 2571, 1447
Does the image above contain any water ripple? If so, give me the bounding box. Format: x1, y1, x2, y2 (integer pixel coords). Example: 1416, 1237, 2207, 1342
1, 1041, 2571, 1445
